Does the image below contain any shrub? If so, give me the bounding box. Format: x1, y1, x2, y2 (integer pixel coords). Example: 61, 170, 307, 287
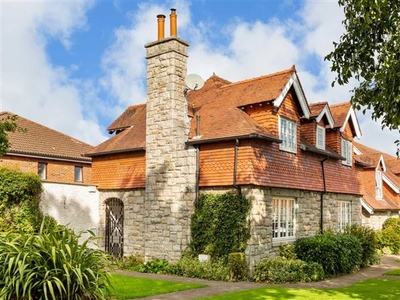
252, 257, 324, 283
344, 224, 378, 267
0, 167, 43, 232
228, 252, 248, 281
295, 232, 362, 276
0, 218, 111, 300
279, 244, 297, 260
190, 193, 251, 262
382, 217, 400, 231
170, 256, 230, 281
119, 254, 145, 271
376, 226, 400, 255
137, 259, 171, 274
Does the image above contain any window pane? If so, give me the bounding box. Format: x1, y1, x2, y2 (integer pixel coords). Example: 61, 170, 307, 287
75, 166, 83, 182
272, 198, 295, 239
38, 163, 46, 180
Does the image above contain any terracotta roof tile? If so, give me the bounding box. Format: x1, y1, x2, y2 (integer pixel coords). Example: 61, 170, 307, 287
330, 102, 351, 128
86, 104, 146, 156
309, 102, 328, 118
0, 111, 93, 162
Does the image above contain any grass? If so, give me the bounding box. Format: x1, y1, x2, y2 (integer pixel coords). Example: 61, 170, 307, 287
385, 268, 400, 276
106, 273, 207, 299
198, 278, 400, 300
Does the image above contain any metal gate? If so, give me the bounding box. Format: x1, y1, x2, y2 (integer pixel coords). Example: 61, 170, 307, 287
105, 198, 124, 258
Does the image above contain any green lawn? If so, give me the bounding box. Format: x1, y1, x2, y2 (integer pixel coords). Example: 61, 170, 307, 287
106, 273, 207, 299
385, 268, 400, 276
198, 278, 400, 300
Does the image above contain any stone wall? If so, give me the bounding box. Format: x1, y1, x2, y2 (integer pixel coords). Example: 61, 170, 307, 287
41, 182, 99, 245
361, 208, 400, 230
200, 186, 362, 271
144, 36, 197, 262
98, 189, 146, 257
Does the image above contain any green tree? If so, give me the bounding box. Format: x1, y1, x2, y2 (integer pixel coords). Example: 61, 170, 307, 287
325, 0, 400, 153
0, 115, 19, 156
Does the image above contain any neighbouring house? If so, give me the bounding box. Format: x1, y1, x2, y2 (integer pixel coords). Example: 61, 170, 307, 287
0, 111, 99, 241
86, 10, 364, 269
353, 141, 400, 229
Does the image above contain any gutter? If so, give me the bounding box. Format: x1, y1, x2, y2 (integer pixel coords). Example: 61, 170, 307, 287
84, 147, 146, 157
7, 151, 92, 164
187, 133, 281, 146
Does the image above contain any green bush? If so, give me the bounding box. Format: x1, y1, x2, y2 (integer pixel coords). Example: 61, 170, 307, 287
170, 256, 230, 281
190, 193, 250, 262
279, 244, 297, 260
228, 252, 248, 281
344, 224, 378, 267
119, 254, 145, 271
0, 218, 111, 300
0, 167, 43, 232
137, 259, 171, 274
252, 257, 324, 283
294, 232, 362, 276
376, 226, 400, 254
382, 217, 400, 231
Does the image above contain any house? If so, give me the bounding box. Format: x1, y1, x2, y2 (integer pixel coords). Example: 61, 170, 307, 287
353, 141, 400, 229
86, 9, 364, 269
0, 111, 99, 241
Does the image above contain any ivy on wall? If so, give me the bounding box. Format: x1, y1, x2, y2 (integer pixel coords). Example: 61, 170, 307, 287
0, 167, 43, 232
190, 192, 251, 261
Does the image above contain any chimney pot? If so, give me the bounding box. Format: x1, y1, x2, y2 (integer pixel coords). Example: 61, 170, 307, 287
157, 14, 166, 40
170, 8, 177, 37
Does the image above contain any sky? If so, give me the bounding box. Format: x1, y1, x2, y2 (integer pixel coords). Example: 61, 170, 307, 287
1, 0, 399, 155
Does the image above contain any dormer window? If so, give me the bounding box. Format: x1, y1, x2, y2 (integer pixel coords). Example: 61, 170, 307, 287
279, 116, 297, 153
376, 170, 383, 200
316, 125, 325, 150
341, 138, 352, 166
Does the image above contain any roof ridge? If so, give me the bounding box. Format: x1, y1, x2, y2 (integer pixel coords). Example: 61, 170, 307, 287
220, 66, 295, 89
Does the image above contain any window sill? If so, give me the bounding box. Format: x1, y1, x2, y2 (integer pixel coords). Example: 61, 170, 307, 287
272, 237, 296, 247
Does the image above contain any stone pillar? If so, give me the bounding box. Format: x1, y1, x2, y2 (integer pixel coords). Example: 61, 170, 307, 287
144, 35, 196, 261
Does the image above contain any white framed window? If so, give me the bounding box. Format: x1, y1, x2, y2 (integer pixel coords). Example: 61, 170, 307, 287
341, 138, 352, 166
279, 116, 297, 153
316, 125, 325, 150
376, 170, 383, 200
338, 201, 351, 231
75, 166, 83, 182
38, 162, 47, 180
272, 198, 295, 240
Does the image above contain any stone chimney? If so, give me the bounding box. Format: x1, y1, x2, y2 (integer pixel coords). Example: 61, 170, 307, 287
144, 9, 196, 262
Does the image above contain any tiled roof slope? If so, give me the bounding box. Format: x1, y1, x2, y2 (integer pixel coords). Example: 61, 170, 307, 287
330, 102, 351, 128
0, 111, 93, 162
86, 104, 146, 156
88, 67, 297, 154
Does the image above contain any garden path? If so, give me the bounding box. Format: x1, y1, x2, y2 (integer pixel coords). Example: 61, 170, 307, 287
117, 254, 400, 300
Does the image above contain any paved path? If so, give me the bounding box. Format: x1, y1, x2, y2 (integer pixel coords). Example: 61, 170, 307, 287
116, 255, 400, 300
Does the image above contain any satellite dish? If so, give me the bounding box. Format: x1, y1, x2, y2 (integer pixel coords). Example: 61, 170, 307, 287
185, 74, 204, 91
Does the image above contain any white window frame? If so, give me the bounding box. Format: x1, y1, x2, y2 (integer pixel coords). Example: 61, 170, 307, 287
74, 166, 83, 182
279, 116, 297, 153
338, 201, 351, 231
341, 138, 352, 166
38, 162, 47, 180
316, 125, 325, 150
272, 198, 296, 240
376, 170, 383, 200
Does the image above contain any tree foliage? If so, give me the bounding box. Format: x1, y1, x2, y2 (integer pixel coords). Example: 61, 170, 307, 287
0, 114, 20, 156
325, 0, 400, 152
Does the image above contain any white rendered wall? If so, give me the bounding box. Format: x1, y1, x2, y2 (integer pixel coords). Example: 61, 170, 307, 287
40, 182, 100, 245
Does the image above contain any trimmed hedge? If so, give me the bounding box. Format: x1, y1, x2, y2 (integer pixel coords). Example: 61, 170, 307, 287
253, 257, 324, 283
295, 232, 362, 276
344, 224, 378, 267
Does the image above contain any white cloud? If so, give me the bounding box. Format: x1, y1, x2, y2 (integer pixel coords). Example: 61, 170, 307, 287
1, 0, 106, 145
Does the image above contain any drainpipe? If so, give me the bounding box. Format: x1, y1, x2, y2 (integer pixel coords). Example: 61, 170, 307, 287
195, 115, 201, 208
233, 139, 241, 195
320, 156, 328, 233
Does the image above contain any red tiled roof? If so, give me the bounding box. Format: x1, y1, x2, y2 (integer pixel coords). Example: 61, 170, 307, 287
309, 102, 328, 118
330, 102, 351, 128
86, 104, 146, 156
0, 111, 93, 162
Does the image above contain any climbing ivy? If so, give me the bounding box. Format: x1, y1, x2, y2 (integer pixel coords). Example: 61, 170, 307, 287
0, 167, 43, 232
190, 192, 251, 262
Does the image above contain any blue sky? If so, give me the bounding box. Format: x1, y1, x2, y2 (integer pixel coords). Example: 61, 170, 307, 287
1, 0, 399, 155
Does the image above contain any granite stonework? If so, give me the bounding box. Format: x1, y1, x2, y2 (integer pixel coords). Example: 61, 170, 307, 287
144, 36, 196, 262
362, 208, 400, 230
200, 186, 361, 271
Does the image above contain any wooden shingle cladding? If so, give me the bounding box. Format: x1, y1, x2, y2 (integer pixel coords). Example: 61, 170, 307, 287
91, 151, 145, 189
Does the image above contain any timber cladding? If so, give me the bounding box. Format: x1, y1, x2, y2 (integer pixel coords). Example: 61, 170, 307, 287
91, 151, 145, 189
